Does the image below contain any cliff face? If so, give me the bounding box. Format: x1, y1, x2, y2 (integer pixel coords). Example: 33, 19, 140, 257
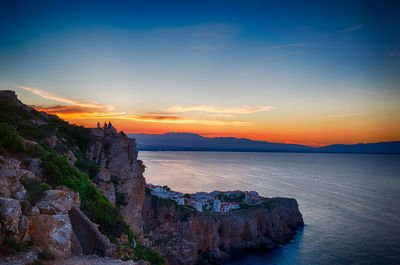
142, 194, 304, 265
0, 90, 304, 265
87, 128, 146, 236
84, 127, 304, 265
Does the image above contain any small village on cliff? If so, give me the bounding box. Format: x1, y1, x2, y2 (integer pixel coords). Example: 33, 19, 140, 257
146, 183, 261, 213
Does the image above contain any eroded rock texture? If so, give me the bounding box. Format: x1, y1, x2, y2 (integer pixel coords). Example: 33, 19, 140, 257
142, 195, 304, 265
87, 128, 146, 235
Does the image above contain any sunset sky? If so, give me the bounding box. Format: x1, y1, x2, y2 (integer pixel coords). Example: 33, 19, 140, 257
1, 0, 399, 146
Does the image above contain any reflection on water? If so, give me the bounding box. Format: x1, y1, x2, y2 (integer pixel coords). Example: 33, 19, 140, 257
139, 151, 400, 265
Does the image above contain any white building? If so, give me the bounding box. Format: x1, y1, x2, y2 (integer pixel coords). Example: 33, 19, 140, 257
175, 196, 185, 205
229, 202, 240, 210
146, 183, 162, 192
213, 199, 240, 213
187, 199, 203, 212
244, 191, 260, 205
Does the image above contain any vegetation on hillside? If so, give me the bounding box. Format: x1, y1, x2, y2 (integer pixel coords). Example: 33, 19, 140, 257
0, 91, 165, 265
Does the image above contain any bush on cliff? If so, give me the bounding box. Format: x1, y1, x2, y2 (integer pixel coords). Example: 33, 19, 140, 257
0, 122, 25, 153
118, 242, 165, 265
74, 154, 99, 179
25, 144, 47, 158
20, 177, 51, 204
41, 153, 127, 238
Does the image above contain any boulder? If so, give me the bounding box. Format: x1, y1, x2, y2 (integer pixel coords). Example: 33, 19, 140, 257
35, 190, 80, 215
68, 206, 117, 257
28, 213, 73, 258
0, 197, 21, 233
45, 135, 58, 148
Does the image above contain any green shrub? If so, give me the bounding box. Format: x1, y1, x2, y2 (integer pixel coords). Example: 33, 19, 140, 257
2, 239, 32, 253
41, 153, 129, 239
41, 153, 76, 187
38, 251, 55, 261
20, 177, 51, 204
134, 242, 165, 265
0, 122, 25, 153
75, 156, 99, 179
25, 144, 47, 158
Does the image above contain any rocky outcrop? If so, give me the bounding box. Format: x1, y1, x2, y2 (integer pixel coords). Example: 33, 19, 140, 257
142, 195, 304, 265
68, 206, 117, 257
0, 157, 33, 200
87, 128, 146, 235
0, 197, 22, 234
0, 156, 88, 260
27, 189, 82, 258
35, 190, 80, 215
28, 213, 74, 258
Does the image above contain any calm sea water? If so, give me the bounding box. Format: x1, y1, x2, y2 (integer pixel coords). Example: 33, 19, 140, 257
138, 151, 400, 265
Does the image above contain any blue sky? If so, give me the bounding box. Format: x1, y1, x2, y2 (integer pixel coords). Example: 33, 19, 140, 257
0, 0, 399, 145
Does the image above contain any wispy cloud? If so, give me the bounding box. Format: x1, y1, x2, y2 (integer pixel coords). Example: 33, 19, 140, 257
265, 42, 308, 49
34, 105, 125, 117
22, 86, 257, 126
17, 85, 114, 111
324, 113, 360, 118
121, 116, 255, 126
166, 105, 274, 114
342, 22, 365, 32
208, 113, 236, 118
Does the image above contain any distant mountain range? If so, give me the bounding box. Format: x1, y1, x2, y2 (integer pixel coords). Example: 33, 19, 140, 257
127, 132, 400, 154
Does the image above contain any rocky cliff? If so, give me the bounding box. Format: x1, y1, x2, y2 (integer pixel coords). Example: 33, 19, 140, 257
0, 156, 116, 261
142, 194, 303, 265
86, 127, 146, 236
0, 90, 304, 265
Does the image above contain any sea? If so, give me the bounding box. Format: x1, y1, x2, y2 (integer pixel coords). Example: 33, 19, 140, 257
138, 151, 400, 265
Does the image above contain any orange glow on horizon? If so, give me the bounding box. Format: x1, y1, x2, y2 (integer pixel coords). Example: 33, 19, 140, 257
33, 102, 400, 148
